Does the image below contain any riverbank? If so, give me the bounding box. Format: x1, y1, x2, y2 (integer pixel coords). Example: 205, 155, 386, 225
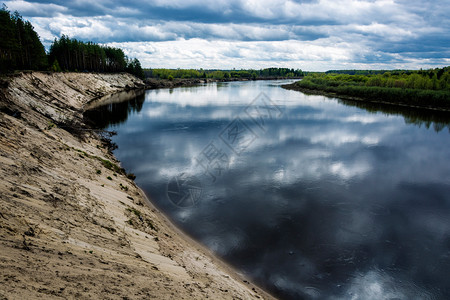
0, 72, 274, 299
283, 80, 450, 112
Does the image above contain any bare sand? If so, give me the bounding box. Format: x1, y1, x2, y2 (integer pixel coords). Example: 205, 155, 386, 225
0, 72, 275, 299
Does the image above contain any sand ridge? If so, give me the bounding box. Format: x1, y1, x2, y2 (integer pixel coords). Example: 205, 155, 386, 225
0, 72, 275, 299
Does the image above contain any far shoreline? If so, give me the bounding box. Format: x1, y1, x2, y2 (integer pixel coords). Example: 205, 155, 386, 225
282, 81, 450, 113
144, 76, 302, 89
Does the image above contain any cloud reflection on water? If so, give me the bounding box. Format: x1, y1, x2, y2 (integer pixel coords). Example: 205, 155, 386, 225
86, 81, 450, 299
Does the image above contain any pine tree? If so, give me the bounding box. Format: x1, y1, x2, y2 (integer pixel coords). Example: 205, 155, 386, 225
0, 6, 47, 73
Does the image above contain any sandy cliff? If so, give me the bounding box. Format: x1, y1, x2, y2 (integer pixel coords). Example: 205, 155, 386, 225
0, 72, 274, 299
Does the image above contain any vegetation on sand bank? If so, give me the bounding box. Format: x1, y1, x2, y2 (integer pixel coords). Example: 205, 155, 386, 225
49, 36, 144, 78
1, 6, 144, 78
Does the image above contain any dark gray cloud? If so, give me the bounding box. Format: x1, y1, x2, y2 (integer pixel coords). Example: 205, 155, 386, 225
4, 0, 449, 70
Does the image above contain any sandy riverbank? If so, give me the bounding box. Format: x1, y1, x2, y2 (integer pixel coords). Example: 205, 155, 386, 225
0, 72, 275, 299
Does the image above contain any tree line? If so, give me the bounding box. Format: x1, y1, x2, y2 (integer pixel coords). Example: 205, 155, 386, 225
307, 68, 450, 91
0, 6, 144, 78
0, 5, 47, 72
287, 67, 450, 110
145, 68, 304, 80
326, 70, 393, 75
48, 35, 144, 78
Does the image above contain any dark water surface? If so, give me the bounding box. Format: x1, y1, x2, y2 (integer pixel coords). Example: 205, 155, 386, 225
85, 80, 450, 300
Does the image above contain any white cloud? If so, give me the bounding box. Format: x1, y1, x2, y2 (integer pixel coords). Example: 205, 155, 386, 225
3, 0, 67, 17
4, 0, 449, 70
106, 38, 359, 70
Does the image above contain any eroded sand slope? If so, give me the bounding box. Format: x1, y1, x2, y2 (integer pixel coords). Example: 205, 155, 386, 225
0, 72, 273, 299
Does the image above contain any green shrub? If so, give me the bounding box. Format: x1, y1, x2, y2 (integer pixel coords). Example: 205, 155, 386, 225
295, 74, 450, 109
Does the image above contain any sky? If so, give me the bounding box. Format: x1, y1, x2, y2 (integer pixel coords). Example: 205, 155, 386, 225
3, 0, 450, 71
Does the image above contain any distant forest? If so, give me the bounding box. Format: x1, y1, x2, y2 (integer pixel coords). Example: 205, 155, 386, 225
0, 6, 144, 78
145, 68, 305, 80
325, 70, 396, 75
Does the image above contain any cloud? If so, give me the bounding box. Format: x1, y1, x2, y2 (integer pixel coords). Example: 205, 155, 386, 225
2, 0, 67, 17
106, 39, 357, 70
3, 0, 449, 70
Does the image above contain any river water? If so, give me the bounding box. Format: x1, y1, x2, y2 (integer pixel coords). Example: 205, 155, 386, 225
85, 80, 450, 299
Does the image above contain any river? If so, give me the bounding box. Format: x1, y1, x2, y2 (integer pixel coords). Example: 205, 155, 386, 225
85, 80, 450, 299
